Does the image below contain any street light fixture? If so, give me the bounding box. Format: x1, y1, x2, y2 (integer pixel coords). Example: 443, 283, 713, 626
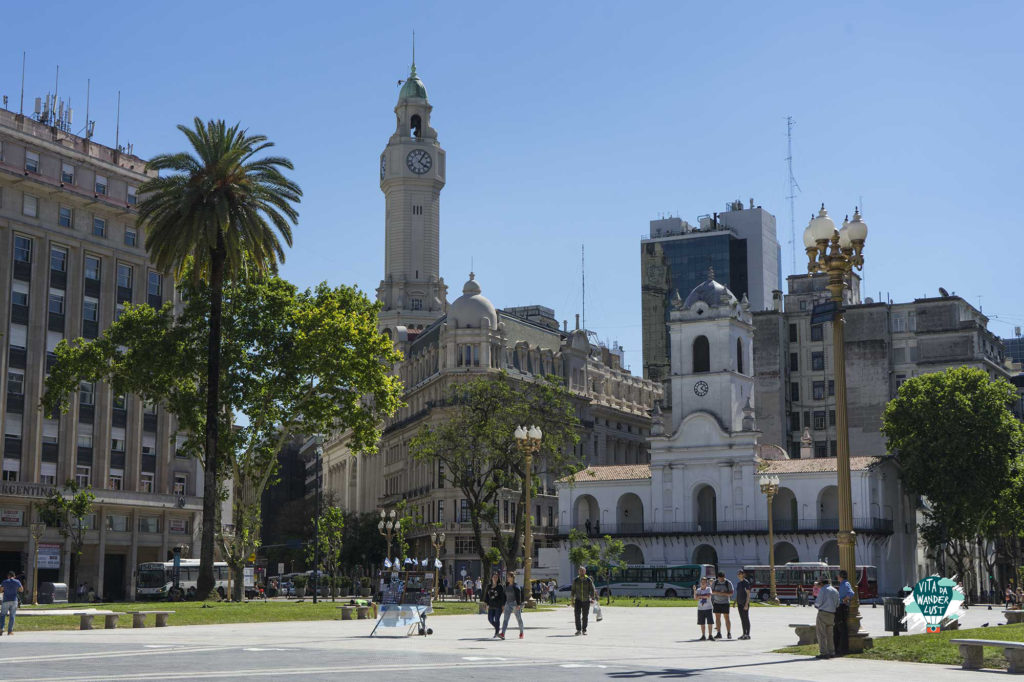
803, 204, 870, 651
29, 521, 45, 605
378, 509, 399, 564
514, 424, 542, 608
758, 475, 781, 604
431, 531, 446, 599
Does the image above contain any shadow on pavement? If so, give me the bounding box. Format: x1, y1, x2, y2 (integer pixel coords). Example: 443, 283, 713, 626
606, 657, 819, 678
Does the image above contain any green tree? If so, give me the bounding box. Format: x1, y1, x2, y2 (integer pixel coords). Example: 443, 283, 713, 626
568, 528, 598, 571
566, 530, 623, 603
411, 373, 581, 583
882, 366, 1024, 592
137, 118, 302, 595
42, 275, 401, 598
594, 535, 626, 604
38, 480, 95, 592
307, 507, 345, 601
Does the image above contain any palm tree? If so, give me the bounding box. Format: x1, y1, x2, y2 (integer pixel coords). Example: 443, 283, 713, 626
137, 118, 301, 596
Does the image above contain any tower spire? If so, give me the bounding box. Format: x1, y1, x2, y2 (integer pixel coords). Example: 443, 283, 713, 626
411, 30, 416, 76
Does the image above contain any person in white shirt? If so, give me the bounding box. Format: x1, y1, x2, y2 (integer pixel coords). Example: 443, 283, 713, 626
695, 577, 714, 641
814, 576, 840, 659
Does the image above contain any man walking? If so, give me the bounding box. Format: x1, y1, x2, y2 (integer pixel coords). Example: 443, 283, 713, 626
548, 579, 557, 604
735, 569, 752, 639
835, 570, 854, 656
571, 566, 597, 636
711, 571, 734, 639
696, 576, 714, 641
0, 571, 23, 635
814, 576, 840, 659
484, 573, 506, 638
499, 572, 525, 640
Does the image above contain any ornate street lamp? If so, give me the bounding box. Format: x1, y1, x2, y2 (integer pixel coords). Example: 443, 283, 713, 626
803, 204, 869, 650
758, 475, 781, 604
431, 531, 446, 599
30, 521, 45, 605
514, 424, 542, 608
378, 509, 399, 564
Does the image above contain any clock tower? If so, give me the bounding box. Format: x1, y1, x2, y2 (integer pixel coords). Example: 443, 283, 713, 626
377, 60, 448, 334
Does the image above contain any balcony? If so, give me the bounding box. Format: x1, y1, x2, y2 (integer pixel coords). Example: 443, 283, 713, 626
556, 517, 894, 538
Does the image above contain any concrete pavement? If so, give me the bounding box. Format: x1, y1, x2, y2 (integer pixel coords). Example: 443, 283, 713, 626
0, 601, 1006, 680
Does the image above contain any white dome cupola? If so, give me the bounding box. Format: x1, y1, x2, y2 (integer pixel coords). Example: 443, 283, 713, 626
450, 273, 497, 329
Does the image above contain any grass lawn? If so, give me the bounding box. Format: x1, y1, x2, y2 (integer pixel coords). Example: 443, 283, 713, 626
593, 596, 783, 608
775, 622, 1024, 670
12, 598, 538, 631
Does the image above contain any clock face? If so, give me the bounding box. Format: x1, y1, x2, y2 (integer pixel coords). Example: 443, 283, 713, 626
406, 149, 432, 174
380, 155, 386, 179
694, 380, 709, 397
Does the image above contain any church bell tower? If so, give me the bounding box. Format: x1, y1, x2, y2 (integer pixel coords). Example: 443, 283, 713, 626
376, 59, 448, 334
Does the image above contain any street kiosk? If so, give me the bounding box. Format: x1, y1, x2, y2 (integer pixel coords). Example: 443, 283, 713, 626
369, 569, 434, 637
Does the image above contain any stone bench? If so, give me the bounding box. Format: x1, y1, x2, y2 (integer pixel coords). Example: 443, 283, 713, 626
1004, 610, 1024, 625
788, 623, 817, 646
338, 606, 356, 620
19, 609, 123, 630
130, 611, 175, 628
950, 639, 1024, 674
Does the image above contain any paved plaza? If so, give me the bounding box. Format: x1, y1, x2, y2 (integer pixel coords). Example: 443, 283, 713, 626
0, 602, 1005, 680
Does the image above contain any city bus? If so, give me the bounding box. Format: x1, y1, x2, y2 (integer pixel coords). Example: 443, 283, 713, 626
136, 559, 230, 600
587, 563, 716, 598
742, 562, 878, 602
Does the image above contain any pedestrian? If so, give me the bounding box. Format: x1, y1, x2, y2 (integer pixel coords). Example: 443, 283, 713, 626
797, 584, 807, 607
499, 572, 524, 640
585, 519, 592, 535
456, 579, 464, 601
484, 573, 506, 638
540, 580, 549, 604
77, 582, 87, 602
834, 570, 854, 656
466, 576, 474, 601
735, 570, 751, 640
548, 579, 557, 604
475, 576, 482, 599
571, 566, 597, 636
442, 577, 449, 601
814, 576, 839, 659
696, 576, 714, 641
0, 571, 23, 636
710, 571, 734, 639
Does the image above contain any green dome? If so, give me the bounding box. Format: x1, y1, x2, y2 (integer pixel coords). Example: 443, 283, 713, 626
399, 66, 428, 101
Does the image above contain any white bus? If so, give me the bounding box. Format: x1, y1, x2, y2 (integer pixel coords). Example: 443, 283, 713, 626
136, 559, 230, 600
587, 563, 717, 599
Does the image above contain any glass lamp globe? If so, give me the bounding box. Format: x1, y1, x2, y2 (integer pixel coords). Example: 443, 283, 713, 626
838, 217, 853, 249
846, 208, 868, 242
809, 204, 836, 242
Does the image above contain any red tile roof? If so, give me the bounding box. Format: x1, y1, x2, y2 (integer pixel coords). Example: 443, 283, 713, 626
560, 465, 652, 483
758, 456, 885, 474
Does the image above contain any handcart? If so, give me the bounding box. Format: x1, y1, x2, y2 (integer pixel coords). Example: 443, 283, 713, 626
369, 569, 435, 637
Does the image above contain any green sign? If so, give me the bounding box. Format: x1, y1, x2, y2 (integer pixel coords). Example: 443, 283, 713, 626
904, 576, 965, 633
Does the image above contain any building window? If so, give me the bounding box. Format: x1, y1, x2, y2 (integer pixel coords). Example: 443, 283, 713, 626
830, 439, 837, 456
95, 175, 107, 196
12, 286, 28, 308
148, 272, 162, 296
813, 381, 825, 400
460, 499, 470, 523
76, 465, 91, 488
93, 217, 106, 237
108, 472, 123, 490
85, 256, 101, 281
79, 381, 95, 406
788, 412, 800, 432
127, 185, 137, 205
799, 300, 807, 311
829, 410, 836, 426
83, 298, 99, 322
50, 247, 68, 272
692, 335, 710, 373
789, 352, 798, 372
140, 473, 154, 494
790, 382, 800, 401
437, 499, 444, 523
814, 441, 828, 458
828, 380, 835, 397
437, 462, 445, 488
25, 151, 39, 173
813, 410, 826, 430
173, 474, 188, 496
789, 324, 798, 343
410, 298, 422, 310
40, 462, 56, 485
893, 316, 905, 333
48, 290, 65, 315
811, 351, 824, 371
454, 537, 477, 554
2, 463, 18, 482
105, 514, 128, 532
124, 228, 137, 247
117, 264, 133, 288
139, 516, 159, 533
895, 373, 907, 390
77, 433, 93, 449
23, 194, 38, 217
59, 206, 73, 228
14, 236, 32, 263
7, 370, 24, 395
61, 162, 74, 184
736, 337, 744, 374
804, 410, 811, 429
811, 325, 823, 342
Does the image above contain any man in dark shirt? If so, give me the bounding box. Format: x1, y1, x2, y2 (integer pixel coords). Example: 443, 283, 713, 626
0, 571, 23, 635
735, 570, 752, 639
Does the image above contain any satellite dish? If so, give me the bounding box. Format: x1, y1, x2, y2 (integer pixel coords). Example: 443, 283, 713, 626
939, 287, 950, 297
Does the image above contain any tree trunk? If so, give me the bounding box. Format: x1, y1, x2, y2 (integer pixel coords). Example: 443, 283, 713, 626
198, 242, 226, 598
232, 562, 244, 602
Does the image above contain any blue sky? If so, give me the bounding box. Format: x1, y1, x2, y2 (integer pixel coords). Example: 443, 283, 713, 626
4, 1, 1022, 373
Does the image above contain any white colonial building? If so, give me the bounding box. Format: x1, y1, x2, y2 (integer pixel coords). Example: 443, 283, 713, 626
557, 272, 918, 596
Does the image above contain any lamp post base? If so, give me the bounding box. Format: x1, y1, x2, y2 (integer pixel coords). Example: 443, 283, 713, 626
848, 631, 873, 653
525, 597, 538, 609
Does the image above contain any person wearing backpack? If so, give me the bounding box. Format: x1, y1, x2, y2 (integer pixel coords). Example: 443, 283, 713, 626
711, 571, 734, 639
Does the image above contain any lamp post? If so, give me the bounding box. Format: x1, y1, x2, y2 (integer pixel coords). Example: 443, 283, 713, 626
431, 531, 446, 599
514, 424, 542, 608
378, 509, 399, 564
30, 521, 45, 605
312, 443, 323, 605
758, 475, 781, 604
803, 204, 870, 651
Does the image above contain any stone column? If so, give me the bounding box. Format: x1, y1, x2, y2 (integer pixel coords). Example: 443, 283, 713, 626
128, 519, 139, 601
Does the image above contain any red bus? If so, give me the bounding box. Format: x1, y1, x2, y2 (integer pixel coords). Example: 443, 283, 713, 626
743, 562, 878, 602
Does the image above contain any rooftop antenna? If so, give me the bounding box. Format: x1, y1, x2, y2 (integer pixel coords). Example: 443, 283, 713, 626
84, 79, 92, 139
114, 90, 121, 151
19, 51, 25, 115
53, 64, 59, 125
411, 30, 416, 74
786, 116, 801, 275
581, 244, 586, 331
